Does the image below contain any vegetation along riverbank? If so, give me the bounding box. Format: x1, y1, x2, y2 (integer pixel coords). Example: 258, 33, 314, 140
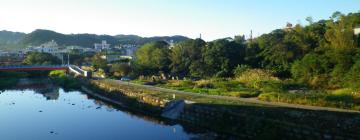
80, 78, 360, 139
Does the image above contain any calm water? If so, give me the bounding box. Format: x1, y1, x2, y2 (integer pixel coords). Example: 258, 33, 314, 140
0, 87, 216, 140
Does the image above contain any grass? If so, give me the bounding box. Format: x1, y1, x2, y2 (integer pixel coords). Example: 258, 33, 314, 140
257, 88, 360, 110
127, 77, 360, 111
154, 79, 260, 98
91, 79, 264, 106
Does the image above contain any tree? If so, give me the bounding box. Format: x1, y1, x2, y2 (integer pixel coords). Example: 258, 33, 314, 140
325, 13, 356, 51
256, 29, 303, 77
202, 38, 245, 77
169, 39, 206, 77
134, 41, 170, 75
291, 53, 331, 87
91, 53, 108, 71
110, 63, 131, 77
23, 52, 61, 65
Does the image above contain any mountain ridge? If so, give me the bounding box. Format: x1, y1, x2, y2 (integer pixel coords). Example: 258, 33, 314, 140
0, 29, 191, 50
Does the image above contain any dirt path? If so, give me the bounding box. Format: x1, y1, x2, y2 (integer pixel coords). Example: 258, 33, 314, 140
107, 79, 360, 113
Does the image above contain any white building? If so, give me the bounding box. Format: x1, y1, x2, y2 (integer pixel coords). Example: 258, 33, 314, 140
115, 44, 139, 56
355, 26, 360, 35
94, 40, 110, 50
34, 40, 60, 54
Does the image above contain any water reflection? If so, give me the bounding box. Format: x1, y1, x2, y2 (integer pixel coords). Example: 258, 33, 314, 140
15, 78, 60, 100
0, 84, 222, 140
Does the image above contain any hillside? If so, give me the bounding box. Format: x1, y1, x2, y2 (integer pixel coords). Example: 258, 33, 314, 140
20, 29, 190, 48
0, 30, 26, 44
0, 30, 26, 50
0, 29, 190, 50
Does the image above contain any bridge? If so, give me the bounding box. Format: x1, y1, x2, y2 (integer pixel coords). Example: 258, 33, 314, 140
0, 65, 91, 78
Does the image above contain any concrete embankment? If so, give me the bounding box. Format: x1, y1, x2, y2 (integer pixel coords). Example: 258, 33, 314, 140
82, 79, 360, 140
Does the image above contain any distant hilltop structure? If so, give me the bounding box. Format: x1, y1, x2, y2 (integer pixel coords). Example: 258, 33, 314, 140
286, 22, 293, 29
94, 40, 110, 51
284, 22, 294, 32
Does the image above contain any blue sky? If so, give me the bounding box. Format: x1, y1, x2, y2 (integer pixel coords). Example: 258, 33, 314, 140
0, 0, 359, 40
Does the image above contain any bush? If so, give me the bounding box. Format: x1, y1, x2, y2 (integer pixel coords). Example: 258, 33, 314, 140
195, 79, 214, 88
257, 80, 284, 93
345, 60, 360, 89
49, 70, 80, 89
258, 92, 278, 101
233, 64, 250, 77
178, 80, 195, 87
213, 80, 237, 92
227, 91, 260, 98
236, 69, 280, 89
49, 70, 66, 78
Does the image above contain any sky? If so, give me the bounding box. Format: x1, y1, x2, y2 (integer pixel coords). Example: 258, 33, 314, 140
0, 0, 359, 41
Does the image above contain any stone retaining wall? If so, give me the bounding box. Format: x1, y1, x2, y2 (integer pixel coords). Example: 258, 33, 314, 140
85, 80, 360, 140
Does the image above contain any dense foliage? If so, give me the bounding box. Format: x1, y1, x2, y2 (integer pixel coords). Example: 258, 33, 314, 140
133, 12, 360, 90
133, 41, 171, 75
49, 70, 81, 89
23, 52, 61, 65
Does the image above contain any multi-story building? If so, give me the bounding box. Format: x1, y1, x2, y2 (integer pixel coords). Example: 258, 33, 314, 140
115, 44, 139, 56
94, 40, 110, 51
32, 40, 60, 54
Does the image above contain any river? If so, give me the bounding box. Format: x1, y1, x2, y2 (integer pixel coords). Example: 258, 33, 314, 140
0, 81, 222, 140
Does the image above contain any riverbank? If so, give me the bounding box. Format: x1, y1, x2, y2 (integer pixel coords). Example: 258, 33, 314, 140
0, 72, 28, 90
82, 79, 360, 139
131, 78, 360, 111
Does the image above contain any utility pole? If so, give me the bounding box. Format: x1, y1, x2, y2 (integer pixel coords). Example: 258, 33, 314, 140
67, 53, 70, 66
250, 30, 253, 45
61, 54, 64, 65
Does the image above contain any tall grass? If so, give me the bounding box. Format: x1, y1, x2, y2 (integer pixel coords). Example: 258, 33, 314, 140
258, 88, 360, 111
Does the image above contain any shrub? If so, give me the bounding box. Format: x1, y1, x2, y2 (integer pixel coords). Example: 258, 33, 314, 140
213, 80, 237, 91
309, 74, 330, 89
49, 70, 80, 89
195, 79, 214, 88
49, 70, 66, 78
236, 69, 280, 89
257, 92, 278, 101
166, 80, 195, 87
227, 91, 260, 98
257, 80, 284, 93
345, 60, 360, 89
233, 64, 250, 77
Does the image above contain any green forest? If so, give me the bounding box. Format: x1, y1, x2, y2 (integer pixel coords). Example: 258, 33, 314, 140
129, 12, 360, 110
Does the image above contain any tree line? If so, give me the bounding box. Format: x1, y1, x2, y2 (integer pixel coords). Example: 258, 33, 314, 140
132, 11, 360, 89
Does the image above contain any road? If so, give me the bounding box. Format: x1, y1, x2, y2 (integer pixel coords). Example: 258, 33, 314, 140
108, 79, 360, 113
